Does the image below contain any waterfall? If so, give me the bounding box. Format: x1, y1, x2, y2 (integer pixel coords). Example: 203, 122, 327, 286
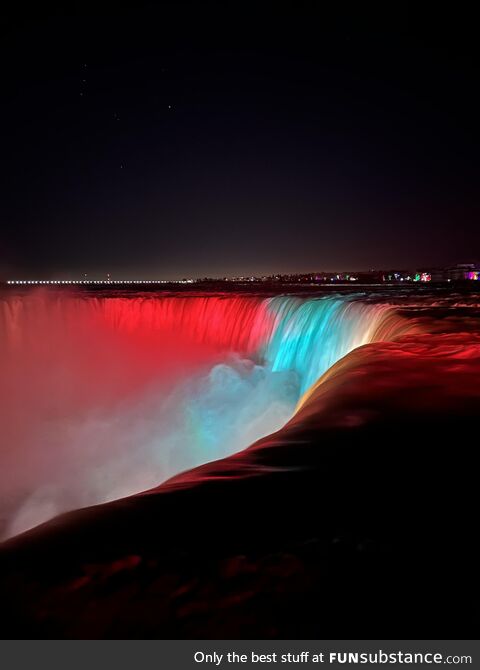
0, 289, 411, 538
1, 291, 410, 392
262, 296, 411, 394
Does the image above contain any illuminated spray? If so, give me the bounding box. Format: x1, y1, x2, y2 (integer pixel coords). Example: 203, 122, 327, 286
0, 291, 411, 537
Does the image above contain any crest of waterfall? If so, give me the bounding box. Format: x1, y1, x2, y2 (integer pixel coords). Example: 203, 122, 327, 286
0, 291, 411, 396
262, 296, 412, 393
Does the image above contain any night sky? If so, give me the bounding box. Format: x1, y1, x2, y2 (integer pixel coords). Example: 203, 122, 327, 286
2, 2, 479, 279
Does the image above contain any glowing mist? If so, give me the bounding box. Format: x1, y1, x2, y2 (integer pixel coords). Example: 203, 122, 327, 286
0, 290, 409, 538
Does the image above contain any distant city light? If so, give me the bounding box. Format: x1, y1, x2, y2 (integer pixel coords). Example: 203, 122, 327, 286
5, 279, 196, 285
3, 264, 480, 286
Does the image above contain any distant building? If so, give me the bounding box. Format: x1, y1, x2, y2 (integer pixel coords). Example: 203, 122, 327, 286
444, 263, 479, 281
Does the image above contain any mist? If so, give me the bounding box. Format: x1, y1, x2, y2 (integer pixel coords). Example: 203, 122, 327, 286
0, 291, 298, 538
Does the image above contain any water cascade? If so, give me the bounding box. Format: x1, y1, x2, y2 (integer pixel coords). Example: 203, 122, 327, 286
0, 290, 411, 537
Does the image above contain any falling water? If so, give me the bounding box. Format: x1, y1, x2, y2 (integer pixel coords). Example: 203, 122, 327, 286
0, 289, 411, 537
262, 295, 412, 393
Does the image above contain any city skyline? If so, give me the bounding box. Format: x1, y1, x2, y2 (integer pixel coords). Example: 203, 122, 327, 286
4, 261, 480, 285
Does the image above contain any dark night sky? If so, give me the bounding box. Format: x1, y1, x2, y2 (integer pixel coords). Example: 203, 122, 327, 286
1, 2, 479, 279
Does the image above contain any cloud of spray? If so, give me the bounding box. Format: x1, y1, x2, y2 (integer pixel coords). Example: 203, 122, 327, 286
0, 291, 299, 539
6, 359, 299, 539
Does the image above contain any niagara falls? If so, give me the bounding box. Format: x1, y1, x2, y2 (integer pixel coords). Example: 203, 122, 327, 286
0, 288, 415, 538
